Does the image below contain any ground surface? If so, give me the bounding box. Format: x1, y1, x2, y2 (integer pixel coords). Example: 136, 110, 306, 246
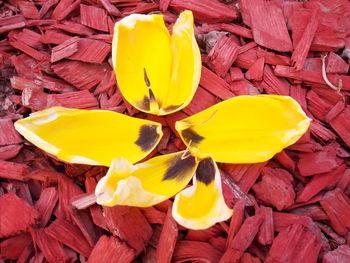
0, 0, 350, 262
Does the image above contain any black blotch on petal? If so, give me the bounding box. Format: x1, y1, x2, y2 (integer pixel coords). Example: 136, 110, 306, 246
137, 96, 150, 111
181, 129, 204, 144
135, 125, 160, 152
196, 158, 215, 185
163, 155, 196, 181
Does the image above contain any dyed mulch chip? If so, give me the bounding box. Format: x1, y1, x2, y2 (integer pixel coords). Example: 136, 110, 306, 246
0, 0, 350, 262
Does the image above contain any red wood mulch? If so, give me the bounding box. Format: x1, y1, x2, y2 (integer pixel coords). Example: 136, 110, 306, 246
1, 0, 350, 262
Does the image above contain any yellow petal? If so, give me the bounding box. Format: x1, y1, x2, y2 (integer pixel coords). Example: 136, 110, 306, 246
176, 95, 311, 163
95, 151, 198, 207
112, 10, 201, 115
14, 107, 162, 166
160, 10, 201, 115
172, 157, 232, 230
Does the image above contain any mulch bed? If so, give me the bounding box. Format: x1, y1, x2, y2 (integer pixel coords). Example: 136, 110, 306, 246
1, 0, 350, 262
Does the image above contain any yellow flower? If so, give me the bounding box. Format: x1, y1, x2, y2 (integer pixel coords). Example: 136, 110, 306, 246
14, 11, 312, 230
112, 10, 201, 115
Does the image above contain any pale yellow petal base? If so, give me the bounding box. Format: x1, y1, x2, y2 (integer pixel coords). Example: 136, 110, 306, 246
172, 159, 233, 230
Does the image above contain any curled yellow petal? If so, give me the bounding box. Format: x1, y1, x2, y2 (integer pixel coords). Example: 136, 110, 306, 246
172, 157, 233, 230
14, 107, 162, 166
112, 10, 201, 115
95, 151, 198, 207
176, 95, 311, 163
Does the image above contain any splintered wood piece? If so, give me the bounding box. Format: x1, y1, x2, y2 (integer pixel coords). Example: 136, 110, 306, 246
87, 236, 135, 263
261, 65, 290, 95
296, 165, 345, 203
55, 21, 95, 36
0, 160, 29, 181
297, 145, 342, 176
291, 9, 319, 71
17, 1, 40, 19
182, 87, 217, 115
256, 206, 274, 246
253, 168, 295, 211
0, 145, 23, 160
52, 61, 109, 90
9, 41, 49, 61
200, 66, 234, 100
40, 30, 71, 45
244, 0, 293, 52
141, 207, 166, 225
274, 65, 350, 91
34, 187, 59, 227
52, 0, 80, 21
0, 118, 22, 145
266, 224, 321, 263
0, 193, 39, 237
46, 218, 92, 257
103, 206, 152, 255
0, 233, 32, 260
330, 107, 350, 148
221, 214, 264, 263
10, 29, 42, 49
51, 37, 79, 63
320, 188, 350, 236
323, 245, 350, 263
208, 35, 239, 77
170, 0, 238, 23
173, 240, 222, 262
226, 199, 245, 248
156, 208, 178, 263
31, 228, 70, 263
47, 90, 99, 109
245, 57, 264, 81
290, 205, 328, 221
326, 52, 349, 74
80, 4, 109, 32
100, 0, 121, 16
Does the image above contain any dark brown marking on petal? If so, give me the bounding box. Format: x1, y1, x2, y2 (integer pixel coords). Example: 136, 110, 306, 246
163, 155, 196, 181
181, 129, 204, 144
135, 125, 160, 152
196, 158, 215, 185
137, 96, 150, 111
143, 68, 151, 87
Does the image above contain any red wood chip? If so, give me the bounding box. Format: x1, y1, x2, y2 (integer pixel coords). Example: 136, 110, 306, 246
51, 37, 79, 63
0, 160, 29, 181
0, 233, 32, 260
0, 145, 22, 160
87, 235, 135, 263
0, 193, 39, 237
266, 224, 321, 263
173, 240, 222, 262
226, 199, 246, 248
103, 206, 153, 255
245, 57, 264, 81
170, 0, 238, 23
297, 145, 341, 176
221, 214, 264, 262
296, 165, 345, 203
182, 87, 217, 115
46, 218, 92, 257
17, 1, 40, 19
326, 52, 350, 74
156, 208, 178, 263
47, 90, 99, 109
31, 228, 70, 262
80, 4, 109, 32
52, 0, 80, 21
330, 107, 350, 147
52, 61, 109, 90
200, 66, 234, 100
34, 187, 58, 227
291, 9, 319, 70
208, 35, 239, 77
256, 206, 274, 246
320, 188, 350, 236
242, 0, 293, 52
323, 245, 350, 263
0, 118, 22, 146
